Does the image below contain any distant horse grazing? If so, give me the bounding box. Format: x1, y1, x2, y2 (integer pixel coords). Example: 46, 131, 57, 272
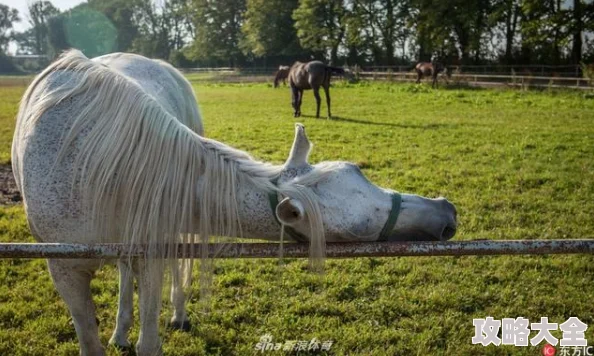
288, 61, 344, 118
13, 50, 457, 355
274, 65, 290, 88
415, 61, 451, 88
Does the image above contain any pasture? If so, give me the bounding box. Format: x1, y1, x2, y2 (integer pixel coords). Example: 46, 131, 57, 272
1, 78, 594, 355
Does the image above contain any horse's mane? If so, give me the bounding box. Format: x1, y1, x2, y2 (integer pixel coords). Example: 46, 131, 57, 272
16, 50, 327, 290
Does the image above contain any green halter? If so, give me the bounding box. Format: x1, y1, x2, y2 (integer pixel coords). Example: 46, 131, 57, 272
377, 192, 402, 241
267, 182, 402, 242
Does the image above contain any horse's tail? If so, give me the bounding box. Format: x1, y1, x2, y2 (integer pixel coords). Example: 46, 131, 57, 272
327, 66, 345, 76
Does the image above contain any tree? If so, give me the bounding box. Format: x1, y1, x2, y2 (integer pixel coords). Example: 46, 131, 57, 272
410, 0, 456, 61
490, 0, 521, 63
47, 4, 118, 58
410, 0, 492, 64
130, 0, 171, 58
88, 0, 139, 52
131, 0, 195, 59
520, 0, 572, 64
186, 0, 246, 66
163, 0, 195, 52
293, 0, 350, 64
568, 0, 594, 64
344, 0, 368, 64
13, 29, 37, 54
47, 14, 68, 57
241, 0, 304, 61
354, 0, 413, 65
27, 1, 60, 55
0, 4, 20, 52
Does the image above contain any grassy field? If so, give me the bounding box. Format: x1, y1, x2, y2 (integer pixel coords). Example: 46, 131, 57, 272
1, 79, 594, 355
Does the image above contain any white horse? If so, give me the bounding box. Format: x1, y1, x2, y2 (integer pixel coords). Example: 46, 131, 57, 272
11, 50, 457, 356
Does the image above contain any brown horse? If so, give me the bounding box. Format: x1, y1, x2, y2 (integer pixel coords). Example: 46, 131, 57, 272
415, 61, 451, 88
288, 61, 344, 118
274, 65, 290, 88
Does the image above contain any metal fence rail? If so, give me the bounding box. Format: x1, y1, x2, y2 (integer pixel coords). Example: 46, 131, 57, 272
1, 240, 594, 259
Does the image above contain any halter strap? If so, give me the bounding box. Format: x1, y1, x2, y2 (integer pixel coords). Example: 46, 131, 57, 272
267, 178, 402, 242
377, 192, 402, 241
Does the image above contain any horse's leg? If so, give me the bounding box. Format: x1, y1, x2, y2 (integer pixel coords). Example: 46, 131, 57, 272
416, 71, 421, 84
297, 89, 304, 117
323, 85, 331, 119
313, 87, 321, 118
432, 73, 438, 88
109, 260, 134, 349
291, 85, 299, 117
48, 260, 105, 356
134, 259, 165, 356
169, 261, 190, 331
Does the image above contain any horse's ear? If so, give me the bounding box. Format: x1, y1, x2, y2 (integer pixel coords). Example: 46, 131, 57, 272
276, 197, 305, 226
285, 123, 311, 168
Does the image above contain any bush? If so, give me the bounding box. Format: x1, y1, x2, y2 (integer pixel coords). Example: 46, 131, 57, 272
169, 50, 196, 68
580, 62, 594, 86
0, 54, 20, 74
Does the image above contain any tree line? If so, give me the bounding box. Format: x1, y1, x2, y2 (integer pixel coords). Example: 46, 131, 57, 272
0, 0, 593, 71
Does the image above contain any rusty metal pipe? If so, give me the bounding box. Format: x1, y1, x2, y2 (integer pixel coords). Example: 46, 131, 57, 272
0, 240, 593, 259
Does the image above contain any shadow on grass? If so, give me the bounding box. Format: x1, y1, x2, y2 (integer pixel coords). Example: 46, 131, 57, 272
440, 82, 486, 91
328, 115, 459, 130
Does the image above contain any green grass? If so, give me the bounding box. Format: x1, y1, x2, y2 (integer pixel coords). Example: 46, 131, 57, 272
1, 80, 594, 355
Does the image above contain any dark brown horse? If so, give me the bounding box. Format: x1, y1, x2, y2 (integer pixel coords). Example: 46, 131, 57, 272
288, 61, 344, 118
274, 65, 290, 88
415, 61, 451, 88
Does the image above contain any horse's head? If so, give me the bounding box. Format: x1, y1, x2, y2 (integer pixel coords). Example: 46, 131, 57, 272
274, 66, 290, 88
274, 124, 457, 242
273, 72, 281, 88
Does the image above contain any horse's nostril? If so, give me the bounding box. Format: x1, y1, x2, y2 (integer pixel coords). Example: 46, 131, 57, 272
441, 225, 457, 240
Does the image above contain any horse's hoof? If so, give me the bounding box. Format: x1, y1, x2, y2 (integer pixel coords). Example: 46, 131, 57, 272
109, 341, 134, 354
168, 319, 192, 332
